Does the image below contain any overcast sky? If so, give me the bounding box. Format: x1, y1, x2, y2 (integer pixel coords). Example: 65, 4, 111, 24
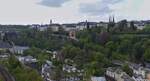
0, 0, 149, 24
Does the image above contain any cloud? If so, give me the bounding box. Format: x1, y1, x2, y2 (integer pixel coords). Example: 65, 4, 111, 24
79, 0, 124, 16
79, 2, 112, 15
38, 0, 71, 7
102, 0, 124, 4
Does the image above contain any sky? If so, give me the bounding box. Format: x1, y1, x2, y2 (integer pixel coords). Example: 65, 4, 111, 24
0, 0, 149, 24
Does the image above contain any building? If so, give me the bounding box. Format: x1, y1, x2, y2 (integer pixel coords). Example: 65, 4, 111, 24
97, 22, 108, 29
106, 67, 134, 81
30, 24, 49, 31
76, 22, 87, 30
91, 77, 106, 81
106, 67, 116, 78
49, 24, 61, 32
0, 41, 12, 51
9, 46, 29, 54
17, 55, 37, 63
39, 25, 49, 31
133, 21, 147, 30
41, 60, 54, 81
62, 24, 77, 31
130, 65, 150, 81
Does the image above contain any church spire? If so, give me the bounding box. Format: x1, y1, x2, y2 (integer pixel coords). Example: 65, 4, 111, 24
113, 16, 115, 23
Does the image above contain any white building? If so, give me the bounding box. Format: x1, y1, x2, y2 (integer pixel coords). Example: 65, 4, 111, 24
17, 56, 37, 63
49, 24, 61, 32
62, 24, 77, 31
97, 22, 108, 29
76, 22, 87, 30
10, 46, 29, 54
91, 77, 106, 81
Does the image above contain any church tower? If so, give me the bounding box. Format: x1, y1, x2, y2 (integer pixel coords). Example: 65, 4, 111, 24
108, 15, 115, 32
50, 19, 52, 25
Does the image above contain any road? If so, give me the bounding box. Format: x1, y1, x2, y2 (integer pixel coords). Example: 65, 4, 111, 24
0, 65, 15, 81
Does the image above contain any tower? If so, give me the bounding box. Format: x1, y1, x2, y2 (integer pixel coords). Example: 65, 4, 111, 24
50, 19, 52, 25
109, 16, 115, 23
108, 16, 115, 32
85, 20, 90, 29
113, 16, 115, 23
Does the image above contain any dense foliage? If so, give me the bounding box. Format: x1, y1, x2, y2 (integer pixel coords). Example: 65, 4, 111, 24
0, 56, 43, 81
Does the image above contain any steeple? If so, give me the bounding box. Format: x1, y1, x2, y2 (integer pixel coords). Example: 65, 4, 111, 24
109, 15, 115, 23
108, 15, 115, 32
109, 16, 111, 23
50, 19, 52, 25
113, 16, 115, 23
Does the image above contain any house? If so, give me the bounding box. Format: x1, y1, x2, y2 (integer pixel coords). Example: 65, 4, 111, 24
9, 46, 29, 54
91, 77, 106, 81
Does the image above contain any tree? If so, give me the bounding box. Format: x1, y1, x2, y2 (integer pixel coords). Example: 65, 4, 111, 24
142, 25, 150, 33
144, 48, 150, 62
105, 41, 115, 58
122, 64, 133, 77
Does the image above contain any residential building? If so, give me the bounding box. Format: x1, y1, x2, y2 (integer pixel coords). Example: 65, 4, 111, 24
41, 60, 54, 81
106, 67, 116, 78
106, 67, 134, 81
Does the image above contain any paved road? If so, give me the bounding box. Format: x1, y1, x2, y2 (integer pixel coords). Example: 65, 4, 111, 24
0, 65, 15, 81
